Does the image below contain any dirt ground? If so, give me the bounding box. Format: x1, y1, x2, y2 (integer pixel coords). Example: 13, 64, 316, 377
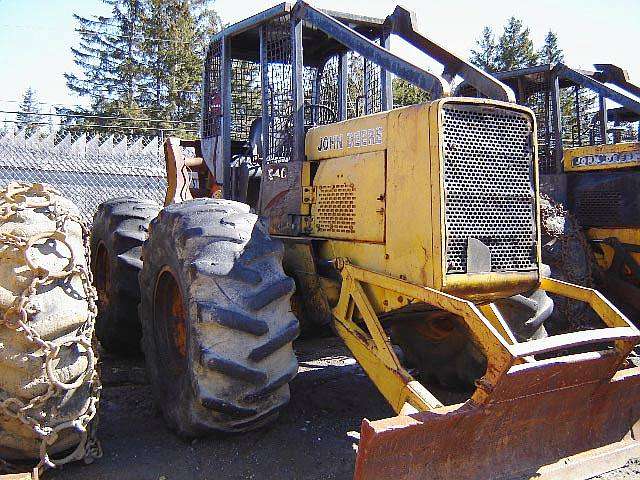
47, 336, 638, 480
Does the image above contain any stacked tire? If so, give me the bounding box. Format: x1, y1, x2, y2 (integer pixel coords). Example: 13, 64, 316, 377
0, 182, 100, 468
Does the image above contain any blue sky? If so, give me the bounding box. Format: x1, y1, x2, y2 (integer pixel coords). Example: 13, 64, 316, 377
1, 0, 639, 116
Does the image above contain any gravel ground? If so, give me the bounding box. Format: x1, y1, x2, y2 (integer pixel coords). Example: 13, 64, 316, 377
45, 336, 638, 480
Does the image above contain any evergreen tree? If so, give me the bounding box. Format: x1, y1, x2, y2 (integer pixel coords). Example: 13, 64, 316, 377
16, 87, 43, 135
65, 0, 220, 136
495, 17, 538, 71
138, 0, 219, 135
470, 27, 499, 72
538, 31, 564, 65
392, 78, 430, 108
65, 1, 146, 123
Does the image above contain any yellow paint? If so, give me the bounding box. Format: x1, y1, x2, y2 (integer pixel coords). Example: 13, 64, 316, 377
305, 111, 387, 161
302, 98, 541, 303
587, 227, 640, 269
330, 261, 639, 415
308, 151, 386, 243
283, 96, 640, 419
563, 142, 640, 172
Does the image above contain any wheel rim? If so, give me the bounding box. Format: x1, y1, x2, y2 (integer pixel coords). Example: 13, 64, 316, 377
94, 242, 110, 314
154, 269, 188, 377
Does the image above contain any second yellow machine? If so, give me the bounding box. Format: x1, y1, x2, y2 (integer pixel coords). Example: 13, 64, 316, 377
90, 3, 640, 479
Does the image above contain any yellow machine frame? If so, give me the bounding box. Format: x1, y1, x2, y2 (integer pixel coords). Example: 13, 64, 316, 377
332, 259, 638, 416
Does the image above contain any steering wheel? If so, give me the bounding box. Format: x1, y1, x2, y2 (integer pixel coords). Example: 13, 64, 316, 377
304, 103, 338, 128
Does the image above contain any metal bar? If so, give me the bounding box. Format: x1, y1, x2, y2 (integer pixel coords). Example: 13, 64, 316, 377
544, 87, 551, 168
599, 94, 608, 144
549, 71, 564, 172
556, 64, 640, 116
337, 261, 514, 406
494, 64, 553, 80
380, 28, 392, 111
257, 25, 269, 210
332, 270, 444, 413
363, 57, 371, 114
575, 86, 582, 146
313, 63, 322, 125
221, 35, 232, 198
594, 63, 640, 99
291, 13, 305, 162
338, 52, 347, 120
292, 2, 448, 98
210, 3, 291, 44
509, 327, 639, 358
385, 6, 514, 102
199, 44, 209, 140
259, 26, 269, 162
516, 77, 525, 104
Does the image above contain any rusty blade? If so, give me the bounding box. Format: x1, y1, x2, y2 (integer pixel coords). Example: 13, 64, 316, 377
354, 358, 640, 480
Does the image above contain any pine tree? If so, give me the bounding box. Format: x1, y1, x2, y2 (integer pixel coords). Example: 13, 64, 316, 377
65, 1, 146, 125
16, 87, 43, 135
392, 78, 430, 108
538, 31, 564, 65
495, 17, 538, 71
136, 0, 219, 136
65, 0, 220, 136
470, 27, 499, 72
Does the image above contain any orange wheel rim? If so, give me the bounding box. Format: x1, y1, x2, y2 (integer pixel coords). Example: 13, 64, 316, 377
154, 269, 188, 375
94, 242, 110, 313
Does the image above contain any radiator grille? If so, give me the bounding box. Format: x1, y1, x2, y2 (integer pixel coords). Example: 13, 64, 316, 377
315, 184, 356, 234
576, 189, 623, 226
442, 103, 537, 274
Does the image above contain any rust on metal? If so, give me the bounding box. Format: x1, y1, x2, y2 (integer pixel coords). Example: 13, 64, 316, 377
171, 284, 187, 359
164, 137, 208, 206
155, 269, 188, 368
354, 364, 640, 480
93, 242, 110, 311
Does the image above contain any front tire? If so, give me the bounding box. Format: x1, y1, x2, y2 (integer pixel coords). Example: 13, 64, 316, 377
139, 198, 299, 435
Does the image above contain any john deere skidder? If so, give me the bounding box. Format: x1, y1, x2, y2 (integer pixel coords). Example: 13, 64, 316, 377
90, 3, 640, 479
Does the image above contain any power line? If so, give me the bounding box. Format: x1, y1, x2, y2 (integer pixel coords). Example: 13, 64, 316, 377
0, 98, 187, 113
1, 118, 197, 133
66, 83, 200, 95
0, 24, 203, 45
1, 110, 198, 125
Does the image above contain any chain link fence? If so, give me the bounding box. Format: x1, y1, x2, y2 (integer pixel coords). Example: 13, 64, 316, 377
0, 127, 167, 225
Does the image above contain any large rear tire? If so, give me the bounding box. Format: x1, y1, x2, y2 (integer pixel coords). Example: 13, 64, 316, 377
139, 198, 299, 435
90, 198, 160, 354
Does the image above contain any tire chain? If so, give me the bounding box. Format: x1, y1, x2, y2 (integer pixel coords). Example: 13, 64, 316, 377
540, 193, 595, 330
0, 182, 102, 475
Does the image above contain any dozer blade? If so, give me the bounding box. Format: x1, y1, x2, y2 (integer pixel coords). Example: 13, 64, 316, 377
355, 356, 640, 480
